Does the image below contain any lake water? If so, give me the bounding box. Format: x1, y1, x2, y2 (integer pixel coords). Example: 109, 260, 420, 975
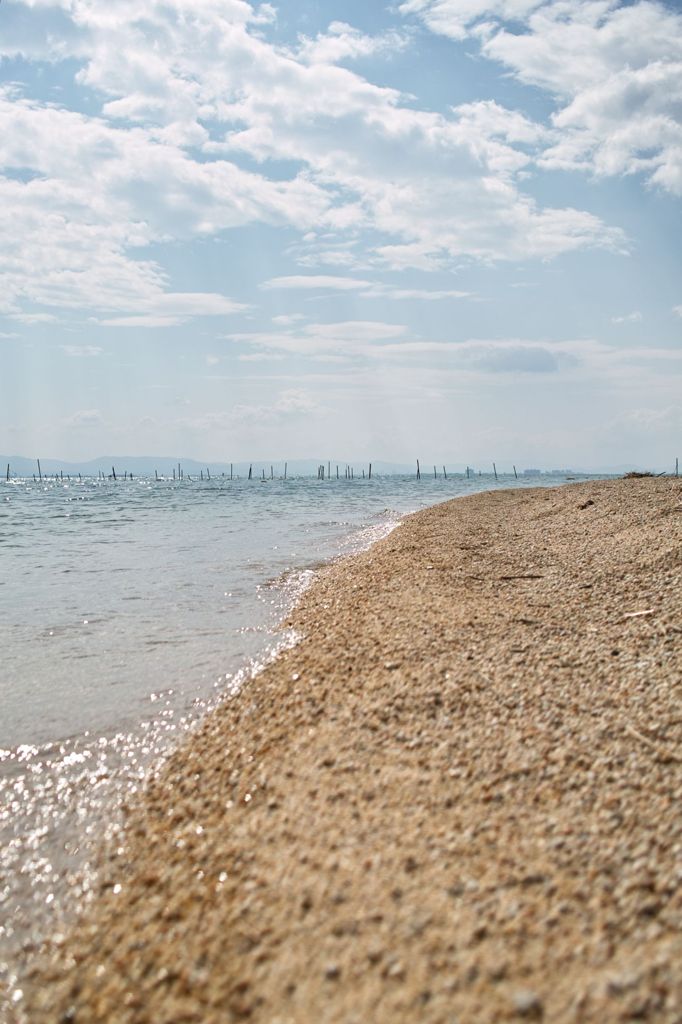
0, 470, 594, 998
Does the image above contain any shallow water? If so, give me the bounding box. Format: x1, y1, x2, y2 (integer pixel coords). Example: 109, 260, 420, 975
0, 471, 596, 995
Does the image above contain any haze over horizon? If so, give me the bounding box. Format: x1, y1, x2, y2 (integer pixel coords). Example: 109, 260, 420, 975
1, 0, 680, 467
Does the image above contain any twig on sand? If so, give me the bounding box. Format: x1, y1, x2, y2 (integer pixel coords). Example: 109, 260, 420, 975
625, 725, 682, 765
499, 574, 544, 581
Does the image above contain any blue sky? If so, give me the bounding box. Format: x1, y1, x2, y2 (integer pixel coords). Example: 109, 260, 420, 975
0, 0, 680, 469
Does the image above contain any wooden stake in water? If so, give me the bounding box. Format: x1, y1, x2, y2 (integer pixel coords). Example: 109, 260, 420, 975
493, 462, 498, 481
206, 467, 211, 480
155, 470, 159, 481
443, 466, 447, 479
513, 465, 518, 479
248, 465, 253, 480
112, 466, 116, 480
676, 457, 679, 478
369, 463, 372, 479
434, 465, 437, 479
230, 463, 233, 480
336, 465, 339, 479
417, 459, 421, 480
5, 464, 9, 481
284, 462, 287, 480
37, 459, 42, 481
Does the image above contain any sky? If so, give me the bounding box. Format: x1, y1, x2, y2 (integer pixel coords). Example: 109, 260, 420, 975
0, 0, 681, 470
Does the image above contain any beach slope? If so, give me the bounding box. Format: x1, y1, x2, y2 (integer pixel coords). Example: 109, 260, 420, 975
23, 479, 682, 1022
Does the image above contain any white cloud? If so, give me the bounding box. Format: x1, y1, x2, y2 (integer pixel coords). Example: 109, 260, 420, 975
223, 329, 682, 385
152, 294, 248, 316
371, 287, 473, 300
450, 99, 548, 149
96, 292, 247, 326
273, 389, 319, 415
399, 0, 543, 41
404, 1, 682, 196
0, 0, 626, 328
227, 322, 580, 367
374, 337, 589, 373
271, 313, 307, 326
0, 90, 330, 318
99, 315, 187, 328
8, 312, 58, 324
261, 274, 473, 301
306, 321, 408, 341
294, 22, 408, 66
540, 60, 682, 193
611, 311, 642, 324
64, 409, 104, 428
603, 404, 682, 441
61, 345, 104, 356
181, 388, 318, 432
227, 320, 408, 357
484, 1, 682, 97
262, 275, 373, 291
238, 351, 286, 361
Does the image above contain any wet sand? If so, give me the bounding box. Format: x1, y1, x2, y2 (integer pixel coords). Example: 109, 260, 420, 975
19, 478, 682, 1022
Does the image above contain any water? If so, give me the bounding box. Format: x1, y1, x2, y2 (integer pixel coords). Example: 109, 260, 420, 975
0, 470, 594, 997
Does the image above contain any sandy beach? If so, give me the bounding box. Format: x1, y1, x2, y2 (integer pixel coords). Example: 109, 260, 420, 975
18, 478, 682, 1023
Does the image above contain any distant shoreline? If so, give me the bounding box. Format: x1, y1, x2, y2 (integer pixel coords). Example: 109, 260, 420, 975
22, 478, 682, 1023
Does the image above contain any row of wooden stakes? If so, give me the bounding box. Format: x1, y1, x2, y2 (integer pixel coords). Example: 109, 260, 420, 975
7, 460, 515, 482
9, 459, 678, 483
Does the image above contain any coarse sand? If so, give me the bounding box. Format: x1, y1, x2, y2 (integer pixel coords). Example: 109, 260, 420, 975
17, 478, 682, 1023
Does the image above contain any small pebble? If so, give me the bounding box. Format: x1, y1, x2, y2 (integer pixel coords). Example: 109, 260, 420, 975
512, 989, 544, 1019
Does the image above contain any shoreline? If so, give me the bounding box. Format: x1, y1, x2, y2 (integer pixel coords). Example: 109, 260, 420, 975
18, 478, 682, 1023
0, 497, 404, 992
